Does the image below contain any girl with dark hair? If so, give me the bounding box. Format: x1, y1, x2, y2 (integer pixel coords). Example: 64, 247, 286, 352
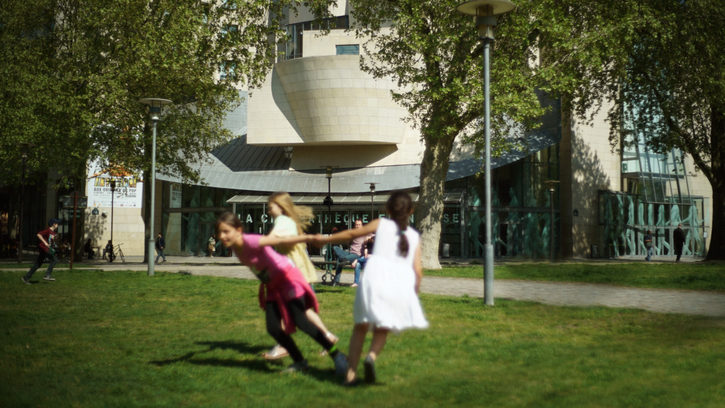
312, 191, 428, 385
215, 212, 348, 375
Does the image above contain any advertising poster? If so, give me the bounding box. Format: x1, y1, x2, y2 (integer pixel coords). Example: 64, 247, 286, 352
87, 162, 144, 208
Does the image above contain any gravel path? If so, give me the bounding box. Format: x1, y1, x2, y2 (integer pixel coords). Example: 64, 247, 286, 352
6, 255, 724, 317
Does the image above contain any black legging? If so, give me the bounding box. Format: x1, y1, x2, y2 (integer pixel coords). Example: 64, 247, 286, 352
265, 298, 334, 362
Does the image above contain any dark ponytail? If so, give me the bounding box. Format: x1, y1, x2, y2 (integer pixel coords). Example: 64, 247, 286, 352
386, 191, 413, 257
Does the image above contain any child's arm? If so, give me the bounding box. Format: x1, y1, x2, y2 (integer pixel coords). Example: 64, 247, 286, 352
312, 219, 380, 246
258, 234, 311, 248
413, 241, 423, 294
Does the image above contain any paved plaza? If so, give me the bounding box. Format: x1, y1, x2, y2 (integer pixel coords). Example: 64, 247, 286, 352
6, 254, 723, 318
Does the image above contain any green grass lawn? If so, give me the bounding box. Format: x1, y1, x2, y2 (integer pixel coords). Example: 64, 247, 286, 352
0, 262, 93, 269
427, 263, 725, 292
1, 269, 724, 407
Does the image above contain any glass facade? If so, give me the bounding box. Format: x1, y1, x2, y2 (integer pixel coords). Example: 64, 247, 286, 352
161, 183, 237, 257
598, 191, 708, 258
466, 144, 560, 259
158, 143, 562, 259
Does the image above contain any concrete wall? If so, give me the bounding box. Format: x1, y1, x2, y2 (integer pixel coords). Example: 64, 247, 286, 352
561, 99, 621, 258
247, 55, 408, 146
83, 207, 145, 257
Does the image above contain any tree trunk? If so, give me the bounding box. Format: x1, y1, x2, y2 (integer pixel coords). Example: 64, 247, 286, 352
705, 184, 725, 261
705, 107, 724, 261
418, 135, 456, 270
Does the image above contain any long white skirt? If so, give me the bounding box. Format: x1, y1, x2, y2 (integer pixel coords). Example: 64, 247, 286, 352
352, 256, 429, 333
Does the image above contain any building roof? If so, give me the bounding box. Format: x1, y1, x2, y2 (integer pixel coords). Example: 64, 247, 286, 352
155, 90, 560, 194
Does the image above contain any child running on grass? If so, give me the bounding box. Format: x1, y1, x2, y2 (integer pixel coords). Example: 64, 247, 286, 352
215, 212, 347, 375
262, 192, 338, 361
312, 191, 429, 385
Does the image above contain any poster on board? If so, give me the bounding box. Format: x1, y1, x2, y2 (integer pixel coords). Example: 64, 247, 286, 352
87, 161, 144, 208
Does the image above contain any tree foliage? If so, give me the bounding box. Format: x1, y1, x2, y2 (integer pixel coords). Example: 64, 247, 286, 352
349, 0, 587, 267
0, 0, 334, 186
349, 0, 725, 264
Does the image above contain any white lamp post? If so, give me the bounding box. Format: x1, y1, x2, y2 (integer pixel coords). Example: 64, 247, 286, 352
456, 0, 516, 306
138, 98, 172, 276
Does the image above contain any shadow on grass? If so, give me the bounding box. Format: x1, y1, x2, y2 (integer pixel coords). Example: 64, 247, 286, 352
150, 340, 349, 384
150, 340, 271, 371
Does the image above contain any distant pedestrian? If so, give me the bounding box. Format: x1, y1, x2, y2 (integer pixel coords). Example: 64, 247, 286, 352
83, 239, 94, 259
312, 191, 429, 385
644, 229, 654, 262
22, 219, 60, 284
208, 234, 216, 258
155, 233, 166, 263
673, 223, 686, 263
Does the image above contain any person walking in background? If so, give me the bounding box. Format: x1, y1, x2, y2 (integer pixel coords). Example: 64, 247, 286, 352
22, 219, 61, 284
155, 233, 166, 263
644, 229, 654, 262
208, 234, 216, 258
83, 239, 94, 259
262, 192, 338, 361
313, 191, 428, 385
215, 212, 348, 376
673, 223, 686, 263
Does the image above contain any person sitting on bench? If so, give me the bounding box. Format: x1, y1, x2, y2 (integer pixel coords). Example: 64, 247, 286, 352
332, 219, 371, 286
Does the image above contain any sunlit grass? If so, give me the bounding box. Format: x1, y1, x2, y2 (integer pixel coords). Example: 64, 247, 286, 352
426, 263, 725, 292
1, 269, 724, 407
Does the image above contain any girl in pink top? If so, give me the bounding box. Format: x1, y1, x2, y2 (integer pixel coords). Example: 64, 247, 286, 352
215, 212, 347, 375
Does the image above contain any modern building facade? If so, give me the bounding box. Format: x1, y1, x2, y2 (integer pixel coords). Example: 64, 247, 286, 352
20, 1, 703, 262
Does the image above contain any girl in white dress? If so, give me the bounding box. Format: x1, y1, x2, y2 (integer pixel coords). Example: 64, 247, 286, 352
313, 191, 428, 385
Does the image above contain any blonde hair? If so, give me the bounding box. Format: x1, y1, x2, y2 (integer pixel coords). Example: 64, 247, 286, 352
268, 192, 313, 234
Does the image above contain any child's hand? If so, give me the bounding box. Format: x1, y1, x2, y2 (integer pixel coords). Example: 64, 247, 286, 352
310, 234, 326, 247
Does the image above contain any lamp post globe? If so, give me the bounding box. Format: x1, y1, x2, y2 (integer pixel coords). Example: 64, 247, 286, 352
456, 0, 516, 306
138, 98, 172, 276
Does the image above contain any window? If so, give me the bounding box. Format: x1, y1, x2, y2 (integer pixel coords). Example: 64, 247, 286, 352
285, 15, 350, 60
222, 25, 238, 39
336, 45, 359, 55
220, 61, 236, 80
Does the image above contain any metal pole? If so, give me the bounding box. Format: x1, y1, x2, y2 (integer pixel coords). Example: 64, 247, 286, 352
71, 191, 78, 271
550, 188, 555, 262
483, 38, 494, 306
18, 155, 26, 263
148, 120, 157, 276
111, 182, 115, 246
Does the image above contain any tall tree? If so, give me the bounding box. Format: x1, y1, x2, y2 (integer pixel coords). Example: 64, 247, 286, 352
349, 0, 593, 268
349, 0, 725, 265
583, 0, 725, 261
1, 0, 333, 259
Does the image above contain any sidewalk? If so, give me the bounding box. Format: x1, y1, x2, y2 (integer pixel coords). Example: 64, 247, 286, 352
4, 255, 724, 317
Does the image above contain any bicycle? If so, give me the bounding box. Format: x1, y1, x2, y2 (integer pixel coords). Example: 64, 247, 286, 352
103, 244, 125, 263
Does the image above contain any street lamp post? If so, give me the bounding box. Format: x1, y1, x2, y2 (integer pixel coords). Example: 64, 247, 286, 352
139, 98, 172, 276
545, 180, 560, 262
321, 166, 337, 232
456, 0, 516, 306
365, 182, 378, 221
15, 142, 34, 263
110, 179, 116, 248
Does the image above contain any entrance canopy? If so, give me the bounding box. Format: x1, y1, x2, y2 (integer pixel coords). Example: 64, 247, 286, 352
227, 191, 464, 205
